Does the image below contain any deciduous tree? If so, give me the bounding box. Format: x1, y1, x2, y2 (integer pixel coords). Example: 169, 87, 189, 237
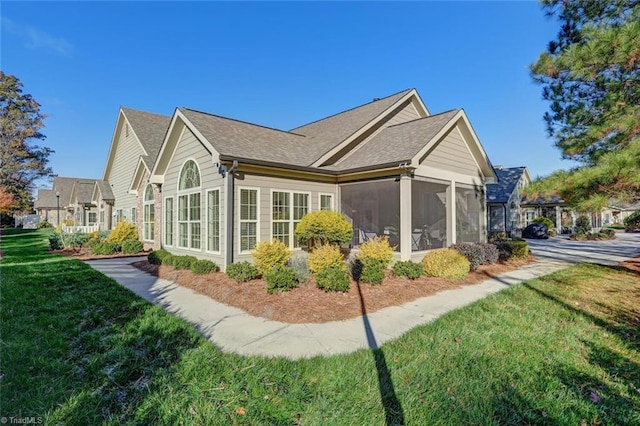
0, 71, 53, 212
529, 0, 640, 210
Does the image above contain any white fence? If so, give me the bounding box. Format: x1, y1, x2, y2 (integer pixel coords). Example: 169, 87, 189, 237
62, 225, 99, 234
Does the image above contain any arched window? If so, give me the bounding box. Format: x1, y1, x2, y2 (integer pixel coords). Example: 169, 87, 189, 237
143, 184, 155, 241
178, 160, 202, 249
179, 160, 200, 190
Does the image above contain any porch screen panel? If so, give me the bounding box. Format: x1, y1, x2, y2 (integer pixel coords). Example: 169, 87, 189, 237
411, 179, 449, 251
340, 179, 400, 251
456, 184, 483, 243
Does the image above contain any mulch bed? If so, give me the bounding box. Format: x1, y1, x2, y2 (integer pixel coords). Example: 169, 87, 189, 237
130, 258, 534, 324
619, 255, 640, 273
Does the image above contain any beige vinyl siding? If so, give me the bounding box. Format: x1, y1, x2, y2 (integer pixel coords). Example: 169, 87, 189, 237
107, 121, 145, 219
421, 126, 478, 175
163, 128, 225, 266
386, 101, 421, 127
234, 174, 337, 263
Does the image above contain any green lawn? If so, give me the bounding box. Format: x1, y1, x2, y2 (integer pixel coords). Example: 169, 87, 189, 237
1, 228, 639, 425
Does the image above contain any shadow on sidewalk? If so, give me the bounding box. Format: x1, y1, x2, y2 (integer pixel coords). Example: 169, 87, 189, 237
356, 281, 405, 425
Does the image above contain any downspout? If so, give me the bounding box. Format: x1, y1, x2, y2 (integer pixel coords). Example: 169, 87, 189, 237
225, 160, 239, 269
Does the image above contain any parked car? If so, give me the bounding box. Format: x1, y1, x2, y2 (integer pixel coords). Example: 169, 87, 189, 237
522, 223, 549, 239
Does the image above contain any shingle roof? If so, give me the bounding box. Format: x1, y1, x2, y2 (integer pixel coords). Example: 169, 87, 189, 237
290, 89, 413, 164
74, 180, 97, 205
121, 107, 171, 169
179, 108, 312, 167
487, 167, 526, 203
323, 110, 460, 172
34, 189, 58, 208
95, 180, 115, 201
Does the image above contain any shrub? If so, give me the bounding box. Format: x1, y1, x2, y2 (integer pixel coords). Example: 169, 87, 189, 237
48, 232, 64, 250
451, 243, 484, 271
294, 210, 353, 248
574, 216, 592, 235
359, 258, 386, 285
65, 231, 90, 251
162, 254, 175, 266
226, 261, 259, 283
191, 259, 218, 274
488, 231, 508, 243
107, 221, 139, 244
148, 249, 170, 265
92, 242, 121, 255
316, 266, 351, 292
548, 228, 557, 237
600, 228, 616, 239
533, 216, 554, 230
37, 220, 52, 229
264, 264, 299, 294
121, 240, 143, 254
308, 244, 345, 274
421, 248, 470, 279
495, 242, 513, 261
287, 251, 311, 282
357, 236, 394, 267
252, 239, 290, 274
392, 260, 423, 279
171, 255, 197, 270
569, 233, 587, 241
624, 210, 640, 232
478, 243, 499, 264
508, 240, 529, 259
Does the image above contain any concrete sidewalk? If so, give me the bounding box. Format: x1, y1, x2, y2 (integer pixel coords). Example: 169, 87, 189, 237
86, 234, 640, 359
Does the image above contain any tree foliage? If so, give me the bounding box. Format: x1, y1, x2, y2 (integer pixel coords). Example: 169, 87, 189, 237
0, 72, 53, 211
529, 0, 640, 210
0, 186, 15, 213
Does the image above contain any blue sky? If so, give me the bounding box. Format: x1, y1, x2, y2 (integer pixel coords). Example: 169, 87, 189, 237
2, 1, 577, 191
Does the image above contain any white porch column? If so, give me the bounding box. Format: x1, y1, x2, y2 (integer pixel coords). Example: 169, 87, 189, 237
399, 175, 412, 261
447, 181, 456, 246
555, 205, 561, 231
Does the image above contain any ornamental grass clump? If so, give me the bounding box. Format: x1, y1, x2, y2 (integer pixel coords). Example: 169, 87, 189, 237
421, 248, 470, 279
252, 239, 290, 274
294, 210, 353, 249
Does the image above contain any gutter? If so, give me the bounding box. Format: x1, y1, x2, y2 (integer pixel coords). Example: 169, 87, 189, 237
224, 160, 239, 269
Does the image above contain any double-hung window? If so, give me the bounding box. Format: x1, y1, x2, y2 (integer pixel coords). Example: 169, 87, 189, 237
177, 160, 201, 250
207, 189, 220, 252
320, 194, 334, 211
143, 184, 154, 240
239, 188, 258, 252
164, 197, 174, 246
272, 190, 309, 249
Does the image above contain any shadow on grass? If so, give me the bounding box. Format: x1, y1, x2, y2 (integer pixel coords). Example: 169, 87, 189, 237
355, 281, 405, 425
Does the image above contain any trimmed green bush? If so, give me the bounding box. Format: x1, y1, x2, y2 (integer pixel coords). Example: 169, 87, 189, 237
294, 210, 353, 248
48, 232, 63, 250
359, 258, 385, 285
287, 251, 310, 282
171, 255, 197, 270
392, 260, 423, 279
121, 240, 143, 254
252, 239, 290, 274
107, 221, 139, 243
148, 249, 170, 265
495, 242, 513, 261
421, 248, 470, 279
264, 264, 299, 294
479, 243, 499, 264
37, 220, 52, 229
316, 266, 351, 292
357, 236, 394, 267
533, 216, 554, 230
451, 243, 484, 271
508, 240, 529, 259
65, 231, 90, 251
623, 210, 640, 232
574, 216, 592, 235
191, 259, 218, 274
308, 244, 345, 274
92, 242, 121, 255
226, 261, 259, 283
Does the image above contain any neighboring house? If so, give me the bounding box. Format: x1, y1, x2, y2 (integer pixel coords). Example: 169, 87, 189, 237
486, 166, 531, 235
521, 195, 606, 233
96, 107, 171, 242
124, 88, 497, 270
34, 176, 96, 228
605, 201, 640, 225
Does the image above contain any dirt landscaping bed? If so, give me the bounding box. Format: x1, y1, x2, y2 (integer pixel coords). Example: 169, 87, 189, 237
130, 258, 535, 323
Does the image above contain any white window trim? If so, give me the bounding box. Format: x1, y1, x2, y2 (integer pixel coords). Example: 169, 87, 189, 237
205, 188, 222, 255
143, 185, 155, 242
319, 193, 334, 211
238, 186, 260, 254
270, 189, 311, 250
164, 196, 174, 247
176, 159, 203, 251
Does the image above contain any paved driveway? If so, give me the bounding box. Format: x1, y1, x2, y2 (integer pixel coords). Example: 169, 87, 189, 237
526, 231, 640, 265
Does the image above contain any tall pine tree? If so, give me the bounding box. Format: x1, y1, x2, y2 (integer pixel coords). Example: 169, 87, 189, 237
529, 0, 640, 211
0, 71, 53, 212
